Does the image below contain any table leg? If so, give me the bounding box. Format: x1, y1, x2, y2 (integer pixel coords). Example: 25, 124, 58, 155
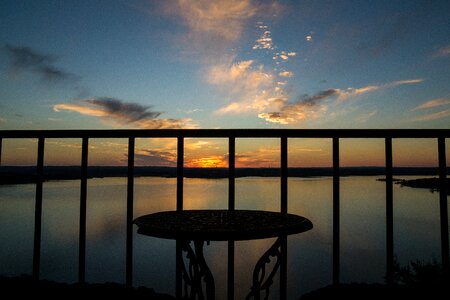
177, 240, 215, 300
246, 236, 286, 300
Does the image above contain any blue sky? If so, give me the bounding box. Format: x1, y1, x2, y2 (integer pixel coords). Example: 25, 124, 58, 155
1, 0, 449, 131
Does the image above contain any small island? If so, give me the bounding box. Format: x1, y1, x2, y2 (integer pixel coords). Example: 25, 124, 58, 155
398, 178, 450, 195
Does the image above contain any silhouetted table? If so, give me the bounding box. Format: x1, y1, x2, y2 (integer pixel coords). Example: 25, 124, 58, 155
134, 210, 313, 299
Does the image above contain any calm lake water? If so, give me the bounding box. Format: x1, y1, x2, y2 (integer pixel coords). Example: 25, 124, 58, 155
0, 176, 447, 298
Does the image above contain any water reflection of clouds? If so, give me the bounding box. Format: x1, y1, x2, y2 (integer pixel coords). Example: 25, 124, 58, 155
134, 178, 177, 213
183, 178, 229, 210
86, 212, 125, 241
236, 178, 281, 212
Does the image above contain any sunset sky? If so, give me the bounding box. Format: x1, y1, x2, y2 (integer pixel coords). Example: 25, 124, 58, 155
0, 0, 449, 167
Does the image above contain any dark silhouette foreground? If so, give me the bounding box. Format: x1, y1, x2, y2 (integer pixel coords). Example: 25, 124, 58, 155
300, 282, 450, 299
2, 275, 449, 299
302, 259, 449, 300
0, 275, 174, 299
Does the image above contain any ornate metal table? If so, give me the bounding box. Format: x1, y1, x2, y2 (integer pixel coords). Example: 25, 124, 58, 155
134, 210, 313, 300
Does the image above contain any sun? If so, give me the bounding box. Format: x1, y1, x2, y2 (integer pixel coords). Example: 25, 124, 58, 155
185, 156, 228, 168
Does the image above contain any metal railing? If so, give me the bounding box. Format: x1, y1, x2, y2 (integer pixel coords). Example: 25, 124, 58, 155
0, 129, 448, 291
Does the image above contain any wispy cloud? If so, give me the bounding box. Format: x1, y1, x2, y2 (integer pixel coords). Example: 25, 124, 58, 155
134, 148, 177, 166
294, 148, 323, 152
53, 97, 195, 128
47, 117, 62, 122
410, 97, 450, 122
184, 108, 203, 114
388, 79, 423, 86
210, 59, 287, 114
208, 60, 258, 85
259, 79, 422, 124
170, 0, 258, 42
3, 44, 77, 82
185, 140, 215, 150
258, 92, 330, 125
235, 147, 280, 168
412, 98, 450, 111
355, 110, 378, 123
432, 45, 450, 58
336, 79, 423, 102
162, 0, 273, 60
412, 109, 450, 122
46, 140, 82, 149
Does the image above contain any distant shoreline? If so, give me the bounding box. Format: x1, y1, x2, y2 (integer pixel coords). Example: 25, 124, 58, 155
0, 166, 448, 185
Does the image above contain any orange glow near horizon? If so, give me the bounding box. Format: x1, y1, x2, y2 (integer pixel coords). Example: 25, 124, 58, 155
184, 138, 228, 168
393, 138, 439, 167
236, 138, 280, 168
185, 156, 228, 168
44, 138, 82, 166
340, 139, 385, 167
289, 138, 332, 167
1, 139, 38, 166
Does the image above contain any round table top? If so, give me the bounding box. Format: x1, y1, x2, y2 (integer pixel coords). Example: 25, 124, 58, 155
134, 210, 313, 241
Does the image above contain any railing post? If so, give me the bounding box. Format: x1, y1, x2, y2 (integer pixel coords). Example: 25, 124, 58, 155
385, 137, 394, 284
228, 240, 235, 300
228, 136, 235, 300
177, 136, 184, 211
126, 137, 135, 287
332, 137, 340, 285
438, 137, 449, 275
79, 137, 88, 283
281, 137, 288, 214
33, 137, 45, 280
0, 137, 2, 166
176, 241, 183, 298
280, 235, 288, 300
229, 136, 235, 211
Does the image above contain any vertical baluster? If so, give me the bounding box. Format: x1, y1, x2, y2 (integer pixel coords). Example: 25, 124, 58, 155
0, 137, 2, 166
385, 137, 394, 284
438, 137, 449, 275
280, 235, 288, 300
177, 136, 184, 211
79, 137, 88, 283
228, 241, 235, 300
176, 135, 184, 296
280, 137, 288, 299
228, 136, 235, 300
281, 137, 288, 214
332, 137, 340, 285
176, 241, 183, 298
126, 137, 135, 287
229, 136, 235, 211
33, 137, 45, 280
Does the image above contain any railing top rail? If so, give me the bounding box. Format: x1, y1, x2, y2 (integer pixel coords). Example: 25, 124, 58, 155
0, 129, 449, 139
